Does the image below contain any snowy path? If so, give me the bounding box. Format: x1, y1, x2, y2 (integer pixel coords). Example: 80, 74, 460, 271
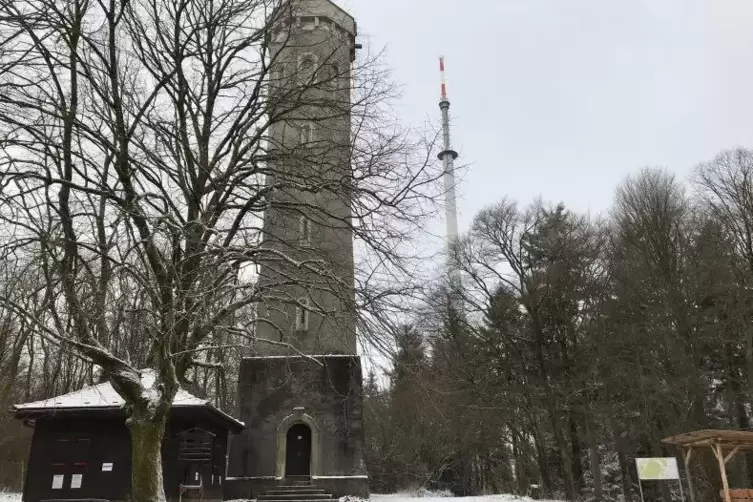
371, 493, 562, 502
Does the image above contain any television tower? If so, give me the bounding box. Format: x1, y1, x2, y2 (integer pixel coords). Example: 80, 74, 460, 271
438, 57, 461, 288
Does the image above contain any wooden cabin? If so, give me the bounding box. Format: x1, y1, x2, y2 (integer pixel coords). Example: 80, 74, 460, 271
12, 370, 244, 502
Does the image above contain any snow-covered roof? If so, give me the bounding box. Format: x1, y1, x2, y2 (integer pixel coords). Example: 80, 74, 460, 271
245, 354, 358, 359
13, 369, 243, 429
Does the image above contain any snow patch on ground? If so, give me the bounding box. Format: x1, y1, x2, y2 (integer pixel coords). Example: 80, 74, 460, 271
0, 492, 21, 502
344, 493, 563, 502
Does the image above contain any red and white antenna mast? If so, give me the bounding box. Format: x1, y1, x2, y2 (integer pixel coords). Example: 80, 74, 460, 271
438, 57, 461, 287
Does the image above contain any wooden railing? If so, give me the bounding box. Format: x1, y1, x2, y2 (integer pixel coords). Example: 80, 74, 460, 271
723, 489, 753, 501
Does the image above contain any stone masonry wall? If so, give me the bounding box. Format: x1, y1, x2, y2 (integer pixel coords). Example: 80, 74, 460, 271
225, 355, 368, 499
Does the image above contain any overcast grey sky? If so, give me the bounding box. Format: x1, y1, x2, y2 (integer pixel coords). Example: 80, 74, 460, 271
339, 0, 753, 237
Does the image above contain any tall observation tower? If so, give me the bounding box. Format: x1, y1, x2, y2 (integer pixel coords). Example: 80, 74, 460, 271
228, 1, 368, 499
438, 57, 461, 288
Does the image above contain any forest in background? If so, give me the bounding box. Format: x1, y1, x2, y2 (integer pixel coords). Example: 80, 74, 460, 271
363, 147, 753, 501
2, 147, 753, 501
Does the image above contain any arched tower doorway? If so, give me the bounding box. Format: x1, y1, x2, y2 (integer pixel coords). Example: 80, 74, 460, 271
275, 411, 321, 479
285, 423, 312, 476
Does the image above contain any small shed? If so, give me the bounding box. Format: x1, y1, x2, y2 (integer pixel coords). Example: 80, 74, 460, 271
663, 429, 753, 502
13, 370, 244, 502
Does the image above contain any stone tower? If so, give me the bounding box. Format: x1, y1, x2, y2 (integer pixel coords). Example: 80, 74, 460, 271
254, 0, 357, 357
226, 0, 369, 499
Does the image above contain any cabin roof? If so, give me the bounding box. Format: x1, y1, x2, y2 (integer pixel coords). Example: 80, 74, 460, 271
662, 429, 753, 450
13, 369, 244, 431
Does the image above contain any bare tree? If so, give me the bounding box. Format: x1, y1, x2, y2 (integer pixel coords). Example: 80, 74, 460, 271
450, 199, 607, 499
695, 149, 753, 401
0, 0, 439, 500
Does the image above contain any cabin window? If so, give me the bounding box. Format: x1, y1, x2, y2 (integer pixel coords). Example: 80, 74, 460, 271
296, 298, 309, 330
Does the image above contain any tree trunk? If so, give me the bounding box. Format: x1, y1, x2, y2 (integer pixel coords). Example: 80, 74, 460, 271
514, 427, 531, 495
532, 420, 554, 497
726, 343, 747, 487
587, 416, 602, 502
551, 411, 576, 500
611, 423, 633, 502
129, 403, 169, 502
649, 434, 672, 502
531, 325, 576, 500
569, 413, 584, 493
736, 395, 753, 487
746, 319, 753, 420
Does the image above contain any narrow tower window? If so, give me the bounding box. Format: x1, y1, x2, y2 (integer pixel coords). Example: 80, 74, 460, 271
270, 67, 284, 87
299, 122, 315, 144
298, 53, 318, 84
322, 64, 339, 90
299, 216, 311, 246
295, 298, 309, 330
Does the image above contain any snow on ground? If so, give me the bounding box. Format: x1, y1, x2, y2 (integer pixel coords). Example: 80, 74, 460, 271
365, 491, 563, 502
3, 491, 563, 502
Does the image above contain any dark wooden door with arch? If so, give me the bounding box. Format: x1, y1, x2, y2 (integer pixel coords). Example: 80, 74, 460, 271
285, 423, 312, 476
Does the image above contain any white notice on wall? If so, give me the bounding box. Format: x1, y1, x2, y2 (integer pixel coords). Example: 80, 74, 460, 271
51, 475, 64, 490
71, 474, 83, 489
102, 462, 113, 472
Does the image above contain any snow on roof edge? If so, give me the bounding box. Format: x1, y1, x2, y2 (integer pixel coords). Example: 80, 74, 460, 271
244, 354, 360, 359
12, 369, 243, 429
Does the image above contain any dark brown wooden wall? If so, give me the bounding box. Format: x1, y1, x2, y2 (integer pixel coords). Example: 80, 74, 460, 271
24, 417, 131, 502
23, 411, 230, 502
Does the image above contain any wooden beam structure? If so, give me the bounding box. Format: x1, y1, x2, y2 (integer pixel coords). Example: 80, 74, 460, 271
683, 447, 697, 502
663, 429, 753, 502
713, 442, 732, 502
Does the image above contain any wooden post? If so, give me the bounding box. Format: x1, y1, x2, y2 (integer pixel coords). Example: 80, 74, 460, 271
725, 446, 741, 464
713, 443, 732, 502
683, 447, 697, 502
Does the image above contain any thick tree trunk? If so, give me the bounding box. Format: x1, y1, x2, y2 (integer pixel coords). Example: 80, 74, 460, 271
551, 411, 576, 500
530, 324, 576, 500
532, 420, 554, 497
587, 417, 602, 502
568, 413, 584, 493
611, 423, 633, 502
514, 428, 531, 495
129, 403, 169, 502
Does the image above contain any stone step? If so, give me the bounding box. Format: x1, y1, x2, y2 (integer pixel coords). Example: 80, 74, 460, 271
260, 494, 332, 500
267, 490, 327, 495
284, 476, 312, 484
259, 500, 334, 502
275, 485, 318, 490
